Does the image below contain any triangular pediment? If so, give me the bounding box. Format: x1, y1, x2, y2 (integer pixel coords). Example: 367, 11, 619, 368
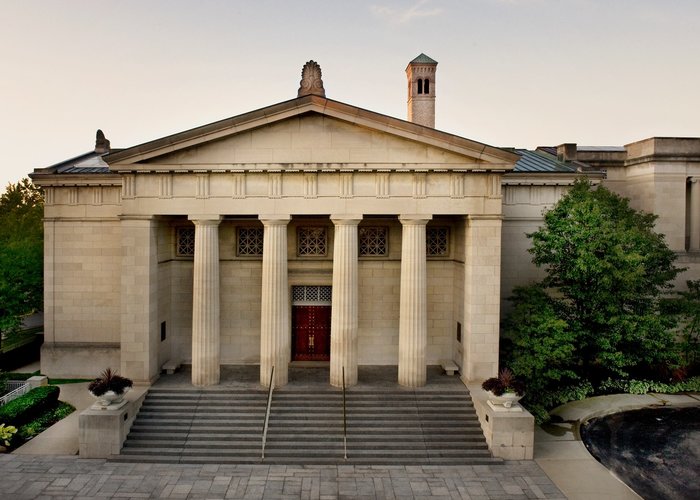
106, 95, 518, 172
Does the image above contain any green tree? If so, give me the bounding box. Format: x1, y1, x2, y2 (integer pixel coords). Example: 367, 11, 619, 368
661, 279, 700, 374
0, 179, 43, 338
513, 179, 682, 383
503, 285, 578, 394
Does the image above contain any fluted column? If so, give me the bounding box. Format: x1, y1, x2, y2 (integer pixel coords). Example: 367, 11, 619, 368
259, 215, 291, 387
690, 178, 700, 251
189, 215, 222, 387
398, 215, 432, 387
330, 215, 362, 388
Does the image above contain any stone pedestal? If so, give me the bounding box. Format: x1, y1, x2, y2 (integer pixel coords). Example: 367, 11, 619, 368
260, 216, 291, 387
466, 383, 534, 460
189, 216, 222, 387
330, 216, 361, 388
398, 215, 431, 387
79, 387, 147, 458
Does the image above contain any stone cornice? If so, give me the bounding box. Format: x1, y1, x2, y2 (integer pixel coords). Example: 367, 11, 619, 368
30, 173, 122, 187
105, 95, 519, 169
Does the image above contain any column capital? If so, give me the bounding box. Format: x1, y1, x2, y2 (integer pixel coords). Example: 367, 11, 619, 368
330, 214, 362, 225
690, 177, 700, 184
399, 214, 432, 225
188, 215, 222, 225
259, 215, 291, 225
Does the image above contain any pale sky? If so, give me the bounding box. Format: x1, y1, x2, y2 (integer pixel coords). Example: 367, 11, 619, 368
1, 0, 698, 187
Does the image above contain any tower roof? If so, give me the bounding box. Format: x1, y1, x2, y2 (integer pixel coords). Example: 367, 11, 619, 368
409, 53, 438, 65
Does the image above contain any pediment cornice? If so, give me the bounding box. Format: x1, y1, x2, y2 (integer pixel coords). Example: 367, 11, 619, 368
105, 95, 519, 171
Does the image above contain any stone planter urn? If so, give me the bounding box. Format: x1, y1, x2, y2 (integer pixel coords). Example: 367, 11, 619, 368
88, 368, 133, 410
487, 391, 524, 408
89, 387, 130, 408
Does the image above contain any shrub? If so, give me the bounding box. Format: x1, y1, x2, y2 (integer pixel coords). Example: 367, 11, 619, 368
482, 368, 526, 396
0, 385, 59, 427
88, 368, 132, 396
0, 423, 17, 446
17, 402, 74, 441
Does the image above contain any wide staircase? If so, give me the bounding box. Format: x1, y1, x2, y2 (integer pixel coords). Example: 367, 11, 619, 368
117, 386, 501, 465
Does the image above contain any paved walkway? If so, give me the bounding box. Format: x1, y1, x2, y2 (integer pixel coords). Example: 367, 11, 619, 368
8, 364, 698, 499
0, 456, 564, 499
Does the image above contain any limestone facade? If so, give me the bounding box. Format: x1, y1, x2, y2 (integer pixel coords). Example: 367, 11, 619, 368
30, 58, 700, 388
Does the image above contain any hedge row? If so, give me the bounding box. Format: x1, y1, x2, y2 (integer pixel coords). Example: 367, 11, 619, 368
0, 385, 60, 427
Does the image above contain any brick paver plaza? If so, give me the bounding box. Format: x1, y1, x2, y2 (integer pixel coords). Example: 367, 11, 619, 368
0, 455, 565, 499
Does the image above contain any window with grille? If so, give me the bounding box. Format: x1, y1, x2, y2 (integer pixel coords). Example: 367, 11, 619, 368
427, 227, 449, 256
297, 227, 327, 256
176, 227, 195, 256
292, 285, 332, 304
359, 226, 388, 256
237, 227, 264, 256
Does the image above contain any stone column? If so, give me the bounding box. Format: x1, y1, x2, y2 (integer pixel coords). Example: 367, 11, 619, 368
330, 215, 362, 388
189, 215, 222, 387
690, 178, 700, 251
398, 215, 432, 387
462, 215, 502, 382
120, 216, 159, 384
259, 215, 291, 387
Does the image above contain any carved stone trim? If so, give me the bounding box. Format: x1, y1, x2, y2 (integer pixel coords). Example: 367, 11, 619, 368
122, 175, 135, 199
413, 172, 427, 198
92, 187, 103, 205
196, 174, 209, 199
159, 174, 172, 199
450, 173, 465, 198
376, 173, 390, 198
269, 173, 282, 199
340, 173, 353, 198
304, 173, 318, 199
232, 173, 246, 198
298, 60, 325, 97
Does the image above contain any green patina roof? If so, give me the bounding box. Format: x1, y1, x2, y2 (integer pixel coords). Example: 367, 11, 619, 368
410, 53, 438, 64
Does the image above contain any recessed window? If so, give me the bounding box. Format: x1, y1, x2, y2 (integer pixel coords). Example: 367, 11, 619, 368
427, 227, 449, 256
424, 78, 430, 94
237, 227, 264, 256
161, 321, 167, 342
176, 227, 195, 256
298, 227, 327, 256
359, 226, 388, 256
417, 79, 423, 94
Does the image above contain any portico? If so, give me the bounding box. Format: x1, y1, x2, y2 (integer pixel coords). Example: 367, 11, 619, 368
32, 58, 520, 387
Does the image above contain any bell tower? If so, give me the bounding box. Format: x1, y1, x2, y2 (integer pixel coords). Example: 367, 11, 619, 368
406, 53, 438, 128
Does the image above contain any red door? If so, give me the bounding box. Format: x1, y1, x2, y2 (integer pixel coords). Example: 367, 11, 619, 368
292, 305, 331, 361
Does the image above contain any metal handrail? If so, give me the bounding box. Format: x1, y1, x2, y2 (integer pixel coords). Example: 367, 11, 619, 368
0, 381, 30, 406
342, 366, 347, 460
261, 366, 274, 460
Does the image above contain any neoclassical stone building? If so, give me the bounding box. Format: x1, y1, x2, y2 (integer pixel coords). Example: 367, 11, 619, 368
31, 55, 700, 388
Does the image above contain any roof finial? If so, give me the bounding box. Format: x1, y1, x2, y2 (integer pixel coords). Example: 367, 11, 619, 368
95, 129, 110, 154
297, 60, 325, 97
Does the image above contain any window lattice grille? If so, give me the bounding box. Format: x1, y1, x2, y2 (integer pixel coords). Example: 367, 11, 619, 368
297, 227, 327, 256
427, 227, 449, 256
177, 227, 195, 256
359, 226, 388, 256
237, 227, 264, 256
292, 285, 332, 303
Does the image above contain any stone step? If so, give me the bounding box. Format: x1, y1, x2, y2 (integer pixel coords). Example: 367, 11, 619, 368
112, 454, 502, 466
120, 382, 495, 465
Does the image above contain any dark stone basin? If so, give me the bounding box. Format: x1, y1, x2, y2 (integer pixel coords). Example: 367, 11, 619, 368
580, 406, 700, 500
